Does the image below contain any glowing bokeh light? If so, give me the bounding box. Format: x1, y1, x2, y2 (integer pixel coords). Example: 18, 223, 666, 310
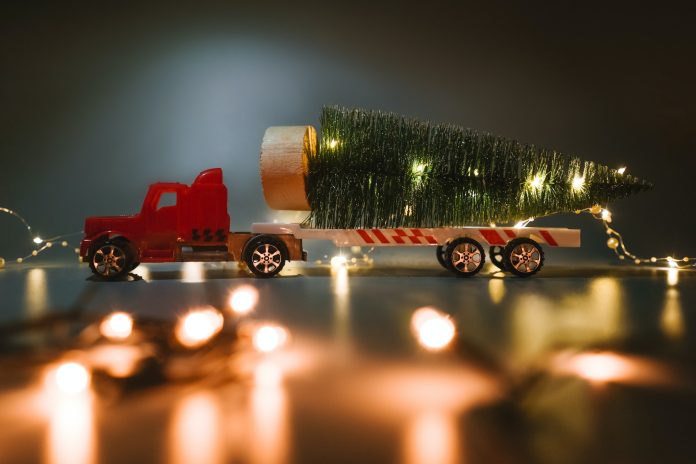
33, 236, 43, 244
528, 174, 544, 191
568, 352, 632, 383
403, 410, 458, 464
99, 311, 134, 341
168, 392, 222, 464
229, 285, 259, 315
411, 307, 456, 351
253, 325, 289, 353
53, 362, 91, 394
571, 175, 585, 192
176, 307, 224, 348
182, 262, 204, 283
330, 255, 347, 268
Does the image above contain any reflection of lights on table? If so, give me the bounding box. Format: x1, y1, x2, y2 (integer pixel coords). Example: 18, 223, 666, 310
229, 285, 259, 315
253, 325, 289, 353
411, 307, 456, 351
403, 410, 458, 464
667, 268, 679, 287
46, 392, 95, 464
488, 278, 505, 304
182, 262, 204, 283
661, 288, 684, 340
168, 392, 222, 464
25, 268, 47, 317
176, 307, 224, 348
251, 360, 289, 464
99, 312, 134, 341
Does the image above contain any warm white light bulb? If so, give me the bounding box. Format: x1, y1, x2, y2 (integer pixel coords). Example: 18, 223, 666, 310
54, 362, 90, 394
601, 209, 612, 222
412, 162, 426, 175
253, 325, 288, 353
330, 255, 347, 268
528, 174, 543, 190
33, 236, 43, 245
571, 175, 585, 192
329, 139, 338, 149
176, 308, 224, 348
617, 167, 626, 175
513, 217, 534, 228
229, 285, 259, 315
100, 312, 134, 340
411, 307, 456, 351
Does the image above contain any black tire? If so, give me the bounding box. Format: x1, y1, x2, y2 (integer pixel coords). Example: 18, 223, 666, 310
503, 237, 544, 277
435, 245, 448, 269
88, 238, 134, 280
444, 237, 485, 277
243, 235, 287, 278
489, 246, 506, 271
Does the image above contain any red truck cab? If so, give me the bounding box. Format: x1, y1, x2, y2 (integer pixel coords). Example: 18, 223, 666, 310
80, 168, 304, 280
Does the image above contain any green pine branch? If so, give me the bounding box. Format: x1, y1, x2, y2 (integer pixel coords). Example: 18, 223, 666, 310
304, 106, 652, 229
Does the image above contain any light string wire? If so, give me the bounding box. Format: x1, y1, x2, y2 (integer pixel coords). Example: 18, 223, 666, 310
574, 205, 692, 269
0, 207, 82, 265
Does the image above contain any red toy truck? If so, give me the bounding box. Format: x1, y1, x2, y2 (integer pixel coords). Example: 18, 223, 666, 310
80, 168, 580, 280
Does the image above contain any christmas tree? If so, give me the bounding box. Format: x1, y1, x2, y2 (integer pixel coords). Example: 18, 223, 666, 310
303, 106, 652, 229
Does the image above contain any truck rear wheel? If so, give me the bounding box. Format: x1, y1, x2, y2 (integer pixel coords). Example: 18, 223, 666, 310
503, 238, 544, 277
89, 238, 134, 280
445, 237, 485, 277
243, 235, 287, 278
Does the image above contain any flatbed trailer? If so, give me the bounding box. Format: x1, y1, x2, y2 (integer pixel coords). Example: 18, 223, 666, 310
251, 222, 580, 277
80, 168, 580, 280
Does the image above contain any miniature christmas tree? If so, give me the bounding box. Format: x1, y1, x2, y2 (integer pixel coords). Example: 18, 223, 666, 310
303, 106, 652, 229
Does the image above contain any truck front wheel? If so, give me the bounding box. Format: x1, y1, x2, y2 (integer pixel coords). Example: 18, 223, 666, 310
89, 238, 134, 280
243, 235, 287, 278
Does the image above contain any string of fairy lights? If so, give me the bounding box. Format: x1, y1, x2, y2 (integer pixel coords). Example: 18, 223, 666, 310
0, 206, 82, 266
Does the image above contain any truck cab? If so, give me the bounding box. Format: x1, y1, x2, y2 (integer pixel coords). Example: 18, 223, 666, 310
81, 168, 231, 276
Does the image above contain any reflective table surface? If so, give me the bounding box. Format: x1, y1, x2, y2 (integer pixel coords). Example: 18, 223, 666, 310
0, 258, 694, 464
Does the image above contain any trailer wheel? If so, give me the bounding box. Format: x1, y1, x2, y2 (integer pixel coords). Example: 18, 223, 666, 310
445, 238, 485, 277
243, 235, 287, 278
435, 245, 449, 269
89, 238, 134, 280
489, 246, 506, 271
503, 238, 544, 277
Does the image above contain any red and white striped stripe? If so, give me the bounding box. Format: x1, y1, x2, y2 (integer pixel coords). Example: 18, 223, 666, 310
251, 223, 580, 248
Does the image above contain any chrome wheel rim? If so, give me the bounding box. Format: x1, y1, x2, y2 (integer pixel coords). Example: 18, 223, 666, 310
92, 244, 126, 277
510, 243, 541, 273
251, 243, 281, 274
451, 242, 482, 273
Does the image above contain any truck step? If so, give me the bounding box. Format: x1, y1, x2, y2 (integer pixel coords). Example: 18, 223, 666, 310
179, 245, 232, 262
